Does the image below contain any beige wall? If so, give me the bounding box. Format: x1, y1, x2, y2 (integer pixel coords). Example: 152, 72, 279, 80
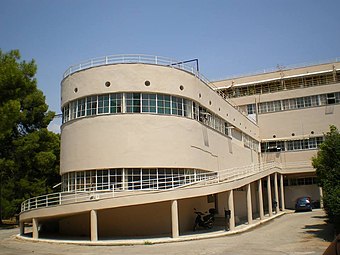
60, 64, 260, 175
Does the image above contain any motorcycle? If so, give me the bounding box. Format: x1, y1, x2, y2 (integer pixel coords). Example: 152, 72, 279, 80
193, 208, 216, 231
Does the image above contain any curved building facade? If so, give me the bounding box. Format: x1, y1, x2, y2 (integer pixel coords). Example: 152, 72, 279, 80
19, 55, 336, 241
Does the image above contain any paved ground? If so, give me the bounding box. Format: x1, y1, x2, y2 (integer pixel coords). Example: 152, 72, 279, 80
0, 209, 334, 255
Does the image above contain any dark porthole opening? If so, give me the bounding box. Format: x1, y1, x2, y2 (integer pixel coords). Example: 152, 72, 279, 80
105, 81, 111, 87
74, 88, 78, 93
179, 85, 184, 91
199, 93, 202, 98
145, 80, 151, 86
292, 133, 295, 136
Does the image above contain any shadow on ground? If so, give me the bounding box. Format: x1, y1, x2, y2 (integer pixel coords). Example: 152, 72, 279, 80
303, 215, 335, 242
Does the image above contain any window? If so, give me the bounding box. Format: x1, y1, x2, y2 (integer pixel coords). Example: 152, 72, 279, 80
247, 104, 256, 114
70, 101, 77, 120
304, 96, 312, 107
86, 96, 97, 116
273, 101, 281, 111
327, 93, 336, 104
63, 104, 70, 123
258, 103, 267, 114
126, 93, 141, 113
171, 96, 183, 116
183, 99, 192, 118
77, 98, 86, 117
157, 94, 171, 114
98, 95, 109, 114
110, 93, 122, 113
142, 94, 157, 113
289, 98, 297, 109
296, 97, 304, 108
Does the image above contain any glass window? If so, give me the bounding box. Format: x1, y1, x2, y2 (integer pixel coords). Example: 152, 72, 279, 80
126, 93, 141, 113
293, 140, 302, 150
310, 95, 319, 107
110, 93, 122, 113
296, 97, 304, 108
98, 94, 109, 114
289, 98, 297, 109
142, 94, 157, 113
273, 101, 281, 112
183, 99, 193, 118
335, 92, 340, 104
258, 103, 267, 114
247, 104, 256, 114
70, 101, 77, 120
282, 99, 289, 110
287, 141, 294, 151
77, 98, 86, 117
63, 104, 70, 123
171, 96, 183, 116
86, 96, 97, 116
319, 94, 327, 105
267, 102, 274, 112
157, 94, 171, 114
304, 96, 312, 107
309, 137, 317, 149
327, 93, 336, 104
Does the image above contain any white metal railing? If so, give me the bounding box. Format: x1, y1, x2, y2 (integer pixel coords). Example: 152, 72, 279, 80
63, 54, 201, 79
20, 162, 283, 213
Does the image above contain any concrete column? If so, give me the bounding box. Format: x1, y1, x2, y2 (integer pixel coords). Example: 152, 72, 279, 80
32, 218, 39, 239
274, 173, 279, 213
258, 179, 264, 220
267, 175, 273, 217
90, 209, 98, 241
280, 174, 285, 210
227, 190, 235, 230
319, 187, 324, 208
171, 200, 179, 238
246, 183, 253, 225
19, 221, 25, 235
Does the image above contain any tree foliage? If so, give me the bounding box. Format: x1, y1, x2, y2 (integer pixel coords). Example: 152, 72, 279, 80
0, 49, 60, 220
312, 125, 340, 233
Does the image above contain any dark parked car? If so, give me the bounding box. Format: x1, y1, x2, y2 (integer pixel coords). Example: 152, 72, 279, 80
295, 197, 312, 212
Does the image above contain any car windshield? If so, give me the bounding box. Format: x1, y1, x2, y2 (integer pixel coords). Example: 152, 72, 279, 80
298, 197, 310, 203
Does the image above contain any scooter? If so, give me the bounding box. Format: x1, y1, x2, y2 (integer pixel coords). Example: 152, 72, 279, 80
193, 208, 216, 231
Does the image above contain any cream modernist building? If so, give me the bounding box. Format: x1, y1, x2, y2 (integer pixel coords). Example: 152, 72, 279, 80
19, 55, 340, 241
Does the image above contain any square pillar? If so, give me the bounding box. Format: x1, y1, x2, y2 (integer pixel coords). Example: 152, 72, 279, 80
258, 179, 264, 220
32, 218, 39, 239
19, 221, 25, 235
280, 174, 285, 210
246, 183, 253, 225
274, 173, 279, 213
227, 190, 235, 230
171, 200, 179, 238
90, 209, 98, 241
267, 175, 273, 217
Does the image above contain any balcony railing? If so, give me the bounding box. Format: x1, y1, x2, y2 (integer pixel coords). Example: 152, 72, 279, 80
20, 162, 286, 213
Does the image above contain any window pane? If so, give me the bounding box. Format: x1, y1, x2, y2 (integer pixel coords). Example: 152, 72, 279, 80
110, 93, 122, 113
86, 96, 97, 116
142, 94, 157, 113
98, 94, 109, 114
77, 98, 86, 117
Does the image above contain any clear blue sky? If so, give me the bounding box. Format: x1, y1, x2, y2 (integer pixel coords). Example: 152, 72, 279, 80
1, 0, 340, 131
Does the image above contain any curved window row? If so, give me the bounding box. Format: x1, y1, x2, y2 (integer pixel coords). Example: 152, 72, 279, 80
62, 92, 260, 151
61, 168, 217, 192
261, 136, 323, 152
62, 92, 233, 137
246, 91, 340, 115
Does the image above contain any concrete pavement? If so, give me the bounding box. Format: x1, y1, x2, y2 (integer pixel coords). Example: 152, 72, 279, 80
0, 209, 334, 255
